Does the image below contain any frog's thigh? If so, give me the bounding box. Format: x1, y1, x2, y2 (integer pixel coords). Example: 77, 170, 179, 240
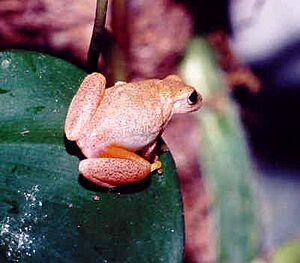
65, 73, 106, 141
79, 156, 151, 188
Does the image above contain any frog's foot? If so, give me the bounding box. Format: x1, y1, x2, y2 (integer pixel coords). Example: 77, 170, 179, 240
152, 155, 163, 174
150, 160, 162, 172
79, 146, 152, 188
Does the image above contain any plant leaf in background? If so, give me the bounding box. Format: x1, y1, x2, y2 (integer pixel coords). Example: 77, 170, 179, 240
181, 38, 258, 263
0, 51, 183, 262
273, 239, 300, 263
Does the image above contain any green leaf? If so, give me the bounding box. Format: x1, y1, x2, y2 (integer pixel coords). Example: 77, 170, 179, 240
0, 51, 183, 262
181, 38, 258, 263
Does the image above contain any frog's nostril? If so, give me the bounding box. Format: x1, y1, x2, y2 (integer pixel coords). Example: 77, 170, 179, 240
187, 90, 199, 105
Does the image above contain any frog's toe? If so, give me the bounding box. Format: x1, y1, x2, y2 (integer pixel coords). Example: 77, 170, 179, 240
150, 160, 162, 172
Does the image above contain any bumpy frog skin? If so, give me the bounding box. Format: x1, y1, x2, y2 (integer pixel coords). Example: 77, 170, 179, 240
65, 73, 202, 188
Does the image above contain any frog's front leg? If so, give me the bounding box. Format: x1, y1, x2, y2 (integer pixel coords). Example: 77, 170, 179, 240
65, 73, 106, 141
79, 146, 162, 188
140, 137, 167, 162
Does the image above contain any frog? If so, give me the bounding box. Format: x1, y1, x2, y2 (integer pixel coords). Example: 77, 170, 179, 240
65, 73, 202, 188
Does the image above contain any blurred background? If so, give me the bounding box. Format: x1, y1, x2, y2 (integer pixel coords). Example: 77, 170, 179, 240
1, 0, 300, 262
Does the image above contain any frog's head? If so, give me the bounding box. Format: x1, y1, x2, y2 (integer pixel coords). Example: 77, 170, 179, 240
161, 75, 202, 114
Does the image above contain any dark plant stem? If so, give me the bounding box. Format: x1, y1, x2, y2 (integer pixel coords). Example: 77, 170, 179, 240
87, 0, 108, 73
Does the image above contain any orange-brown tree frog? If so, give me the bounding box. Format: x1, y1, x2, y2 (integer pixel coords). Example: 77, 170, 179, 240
65, 73, 202, 188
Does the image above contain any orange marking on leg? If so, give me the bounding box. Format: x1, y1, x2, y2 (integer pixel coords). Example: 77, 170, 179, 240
99, 145, 146, 162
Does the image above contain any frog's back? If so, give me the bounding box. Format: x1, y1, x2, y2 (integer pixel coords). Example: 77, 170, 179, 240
99, 81, 167, 127
88, 81, 169, 151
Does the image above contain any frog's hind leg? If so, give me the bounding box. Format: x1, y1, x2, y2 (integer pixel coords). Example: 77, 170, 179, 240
65, 73, 106, 141
79, 158, 149, 188
79, 146, 162, 188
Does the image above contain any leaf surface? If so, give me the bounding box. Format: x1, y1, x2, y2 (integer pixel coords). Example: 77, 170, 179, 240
0, 51, 183, 262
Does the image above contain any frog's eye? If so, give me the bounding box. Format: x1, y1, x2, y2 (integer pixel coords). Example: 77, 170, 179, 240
188, 90, 198, 105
